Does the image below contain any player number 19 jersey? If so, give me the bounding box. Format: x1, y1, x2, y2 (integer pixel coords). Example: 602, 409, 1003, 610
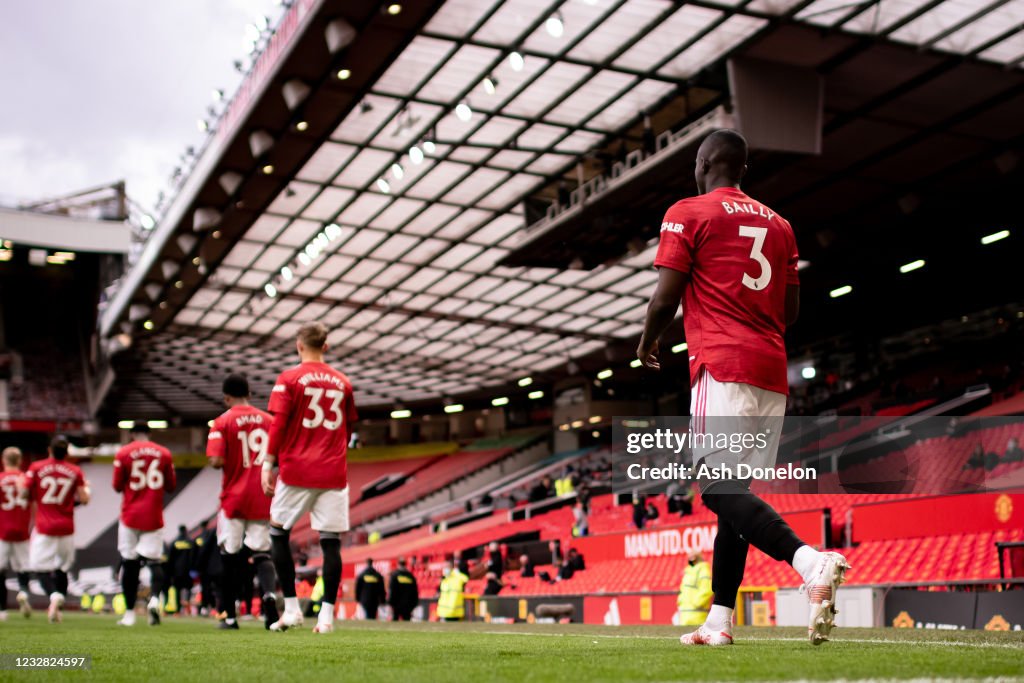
207, 404, 274, 520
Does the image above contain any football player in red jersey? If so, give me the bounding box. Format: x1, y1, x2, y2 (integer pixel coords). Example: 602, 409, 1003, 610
638, 130, 849, 646
207, 373, 280, 630
112, 422, 176, 626
0, 447, 33, 620
24, 436, 90, 623
260, 322, 357, 634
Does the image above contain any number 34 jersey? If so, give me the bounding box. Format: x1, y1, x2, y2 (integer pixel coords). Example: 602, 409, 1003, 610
113, 441, 176, 531
268, 361, 358, 490
654, 186, 800, 396
206, 405, 273, 520
25, 458, 86, 537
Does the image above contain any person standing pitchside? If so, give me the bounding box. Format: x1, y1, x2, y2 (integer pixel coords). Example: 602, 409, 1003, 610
261, 322, 357, 634
637, 129, 850, 646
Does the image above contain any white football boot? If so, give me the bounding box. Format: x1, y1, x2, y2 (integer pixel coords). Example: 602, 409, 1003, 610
805, 551, 851, 645
269, 610, 304, 632
679, 624, 733, 646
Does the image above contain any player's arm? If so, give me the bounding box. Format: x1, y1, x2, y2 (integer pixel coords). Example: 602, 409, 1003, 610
76, 472, 91, 506
112, 452, 126, 493
164, 452, 177, 492
206, 422, 225, 469
637, 267, 688, 370
263, 377, 294, 496
784, 222, 800, 326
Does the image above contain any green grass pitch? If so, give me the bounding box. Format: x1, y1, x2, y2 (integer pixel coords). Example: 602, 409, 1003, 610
1, 613, 1022, 681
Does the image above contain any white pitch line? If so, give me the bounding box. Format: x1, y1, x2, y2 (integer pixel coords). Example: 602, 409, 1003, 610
481, 630, 1024, 650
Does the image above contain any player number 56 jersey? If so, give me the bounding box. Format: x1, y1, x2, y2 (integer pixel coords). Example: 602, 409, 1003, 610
113, 441, 176, 531
268, 361, 357, 490
207, 404, 274, 520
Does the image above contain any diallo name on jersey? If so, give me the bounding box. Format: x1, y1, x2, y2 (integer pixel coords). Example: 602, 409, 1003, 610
297, 372, 344, 388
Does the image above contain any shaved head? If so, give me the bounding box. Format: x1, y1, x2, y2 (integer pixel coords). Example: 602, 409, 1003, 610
695, 129, 748, 194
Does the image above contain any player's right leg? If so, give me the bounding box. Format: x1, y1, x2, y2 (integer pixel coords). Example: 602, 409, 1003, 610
268, 482, 313, 632
29, 533, 65, 623
12, 541, 32, 618
216, 512, 243, 630
308, 486, 350, 634
243, 521, 279, 630
681, 516, 747, 646
116, 523, 142, 626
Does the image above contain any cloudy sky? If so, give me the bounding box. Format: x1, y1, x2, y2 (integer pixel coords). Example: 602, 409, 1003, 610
0, 0, 282, 210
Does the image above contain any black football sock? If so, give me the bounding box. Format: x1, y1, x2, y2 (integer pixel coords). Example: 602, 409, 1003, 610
17, 572, 30, 594
219, 551, 239, 620
122, 559, 142, 609
319, 535, 341, 610
711, 517, 749, 610
270, 527, 296, 599
146, 562, 165, 603
37, 572, 56, 597
54, 570, 68, 597
253, 552, 277, 597
0, 570, 7, 607
701, 479, 804, 563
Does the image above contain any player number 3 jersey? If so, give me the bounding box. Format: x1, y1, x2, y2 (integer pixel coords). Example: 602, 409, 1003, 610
268, 361, 357, 490
207, 404, 274, 520
113, 441, 176, 531
654, 186, 799, 395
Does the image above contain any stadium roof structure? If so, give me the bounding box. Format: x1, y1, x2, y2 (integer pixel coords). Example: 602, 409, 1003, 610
99, 0, 1024, 420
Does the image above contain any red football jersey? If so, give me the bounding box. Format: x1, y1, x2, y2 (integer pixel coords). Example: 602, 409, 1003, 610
112, 440, 176, 531
268, 361, 357, 490
654, 186, 799, 395
25, 458, 86, 537
207, 404, 273, 520
0, 470, 31, 542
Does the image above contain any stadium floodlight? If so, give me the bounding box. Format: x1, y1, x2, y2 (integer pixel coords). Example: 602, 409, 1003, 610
376, 177, 391, 193
570, 420, 583, 429
597, 368, 613, 380
508, 51, 525, 71
325, 18, 356, 54
671, 342, 688, 354
264, 283, 277, 298
282, 79, 311, 110
325, 223, 342, 240
545, 12, 564, 37
630, 358, 642, 368
588, 416, 602, 424
386, 3, 402, 15
140, 214, 156, 230
391, 162, 404, 180
899, 259, 925, 274
117, 420, 134, 430
444, 404, 464, 414
482, 76, 497, 95
262, 164, 275, 175
409, 145, 423, 164
281, 266, 293, 281
830, 285, 853, 298
455, 100, 473, 122
296, 120, 309, 132
517, 376, 533, 387
142, 320, 155, 331
558, 423, 570, 431
528, 390, 544, 400
148, 420, 169, 429
591, 430, 600, 438
390, 409, 411, 419
298, 252, 311, 266
337, 68, 352, 81
802, 366, 816, 380
491, 396, 509, 407
981, 229, 1009, 245
422, 139, 436, 155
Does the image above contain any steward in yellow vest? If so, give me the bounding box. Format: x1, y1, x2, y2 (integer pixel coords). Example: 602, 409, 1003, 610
436, 562, 469, 621
677, 552, 712, 626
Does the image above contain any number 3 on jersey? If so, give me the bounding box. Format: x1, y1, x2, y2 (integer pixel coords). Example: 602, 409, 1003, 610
739, 225, 772, 291
129, 459, 164, 491
302, 387, 345, 430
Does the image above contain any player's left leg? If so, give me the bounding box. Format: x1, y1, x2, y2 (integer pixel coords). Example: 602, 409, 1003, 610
142, 558, 165, 626
13, 541, 32, 618
244, 521, 279, 630
309, 487, 349, 634
680, 516, 746, 646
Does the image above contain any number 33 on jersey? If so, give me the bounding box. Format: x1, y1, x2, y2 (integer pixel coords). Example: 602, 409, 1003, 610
267, 361, 358, 490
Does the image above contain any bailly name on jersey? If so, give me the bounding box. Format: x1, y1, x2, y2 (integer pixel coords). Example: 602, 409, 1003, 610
720, 201, 775, 222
